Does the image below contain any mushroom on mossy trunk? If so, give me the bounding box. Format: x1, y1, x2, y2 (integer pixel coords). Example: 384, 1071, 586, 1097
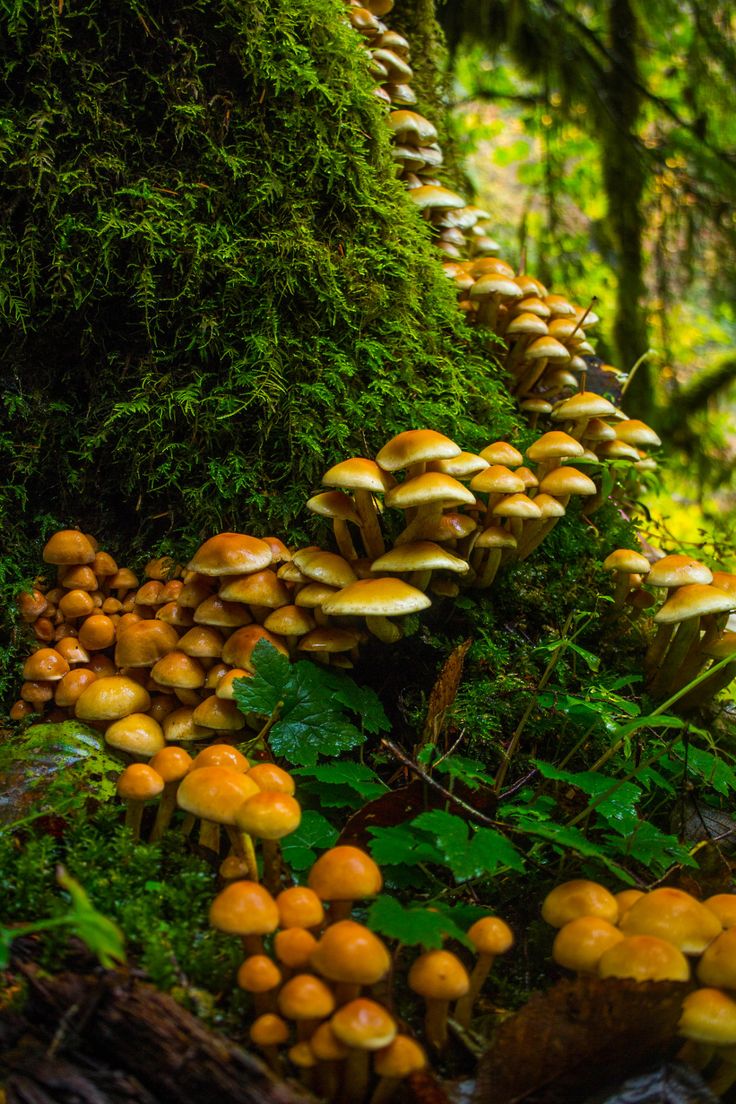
321, 577, 431, 644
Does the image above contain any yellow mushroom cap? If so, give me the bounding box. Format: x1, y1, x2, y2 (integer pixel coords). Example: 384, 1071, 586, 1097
276, 886, 325, 929
308, 846, 383, 902
615, 889, 645, 921
541, 880, 619, 928
370, 542, 469, 575
538, 467, 597, 497
408, 950, 470, 1001
330, 998, 397, 1050
310, 1022, 349, 1062
191, 695, 246, 732
704, 895, 736, 930
374, 1035, 427, 1079
322, 457, 396, 493
376, 429, 461, 472
552, 916, 625, 973
619, 887, 722, 953
647, 554, 713, 588
469, 465, 525, 495
697, 928, 736, 988
467, 916, 514, 956
221, 624, 289, 669
114, 620, 180, 667
653, 584, 735, 624
22, 648, 70, 682
177, 765, 260, 824
148, 745, 193, 783
277, 974, 336, 1021
679, 988, 736, 1045
385, 472, 475, 510
598, 935, 690, 982
310, 920, 391, 986
75, 676, 151, 721
219, 569, 290, 608
150, 650, 206, 689
190, 744, 250, 772
247, 763, 295, 795
209, 880, 279, 936
237, 955, 282, 993
43, 530, 96, 565
116, 762, 165, 802
105, 713, 165, 758
479, 441, 524, 467
603, 549, 651, 575
526, 431, 585, 462
235, 792, 301, 840
273, 928, 319, 970
250, 1013, 289, 1048
321, 578, 431, 618
187, 532, 273, 576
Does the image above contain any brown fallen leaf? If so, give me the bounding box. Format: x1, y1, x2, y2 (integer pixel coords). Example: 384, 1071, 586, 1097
472, 975, 689, 1104
420, 637, 473, 751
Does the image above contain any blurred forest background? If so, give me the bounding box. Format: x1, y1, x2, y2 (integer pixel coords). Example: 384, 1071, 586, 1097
425, 0, 736, 564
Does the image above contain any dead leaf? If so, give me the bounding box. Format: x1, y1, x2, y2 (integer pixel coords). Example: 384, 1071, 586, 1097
473, 975, 689, 1104
420, 638, 472, 750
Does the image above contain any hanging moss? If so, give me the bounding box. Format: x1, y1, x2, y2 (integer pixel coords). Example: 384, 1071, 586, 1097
0, 0, 516, 573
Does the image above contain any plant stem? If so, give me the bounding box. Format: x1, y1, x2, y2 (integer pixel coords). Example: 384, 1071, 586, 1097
493, 611, 575, 793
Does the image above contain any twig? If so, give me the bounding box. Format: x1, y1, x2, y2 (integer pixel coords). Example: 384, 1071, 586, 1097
379, 738, 498, 827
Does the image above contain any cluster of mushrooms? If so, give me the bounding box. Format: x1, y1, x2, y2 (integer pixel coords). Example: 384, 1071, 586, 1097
544, 880, 736, 1096
209, 843, 513, 1099
349, 0, 657, 422
11, 398, 665, 728
603, 549, 736, 707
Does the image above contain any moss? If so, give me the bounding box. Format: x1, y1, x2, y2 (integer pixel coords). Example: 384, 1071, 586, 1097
0, 0, 516, 563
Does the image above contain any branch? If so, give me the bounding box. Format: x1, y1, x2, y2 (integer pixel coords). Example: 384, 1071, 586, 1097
664, 354, 736, 436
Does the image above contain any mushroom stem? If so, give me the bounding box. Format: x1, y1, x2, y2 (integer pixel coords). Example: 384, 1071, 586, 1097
644, 623, 675, 677
369, 1076, 402, 1104
340, 1048, 370, 1104
365, 615, 402, 644
423, 997, 450, 1051
649, 618, 700, 699
676, 1039, 714, 1071
354, 489, 385, 559
708, 1058, 736, 1097
677, 659, 736, 712
408, 569, 432, 591
454, 953, 495, 1029
262, 839, 282, 894
198, 819, 220, 854
225, 826, 259, 882
124, 800, 145, 842
475, 549, 502, 590
149, 782, 179, 843
333, 520, 359, 562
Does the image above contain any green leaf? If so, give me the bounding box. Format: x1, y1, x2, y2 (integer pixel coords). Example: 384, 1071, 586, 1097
367, 895, 472, 949
233, 642, 387, 766
534, 761, 642, 831
673, 742, 736, 796
56, 866, 126, 968
280, 810, 338, 871
368, 824, 444, 867
431, 754, 496, 790
605, 822, 696, 875
412, 810, 525, 881
292, 762, 389, 799
510, 815, 631, 881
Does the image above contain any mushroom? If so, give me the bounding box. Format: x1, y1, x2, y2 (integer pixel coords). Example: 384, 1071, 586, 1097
408, 949, 469, 1050
321, 458, 395, 559
147, 745, 193, 841
454, 916, 514, 1028
597, 934, 690, 982
330, 998, 397, 1101
276, 885, 325, 931
541, 880, 619, 927
116, 763, 164, 840
320, 577, 431, 644
310, 919, 391, 1005
307, 845, 383, 922
235, 791, 302, 892
550, 916, 624, 976
250, 1012, 289, 1073
209, 880, 279, 954
278, 973, 336, 1040
237, 954, 283, 1015
370, 1035, 427, 1104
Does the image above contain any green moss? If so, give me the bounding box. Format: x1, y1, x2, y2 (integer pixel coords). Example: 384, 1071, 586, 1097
0, 0, 516, 560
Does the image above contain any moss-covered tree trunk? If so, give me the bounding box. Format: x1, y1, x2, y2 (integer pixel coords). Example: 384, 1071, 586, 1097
600, 0, 651, 419
0, 0, 515, 566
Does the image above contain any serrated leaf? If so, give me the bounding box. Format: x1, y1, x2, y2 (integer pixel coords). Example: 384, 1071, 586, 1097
293, 761, 389, 799
432, 753, 496, 790
280, 809, 339, 871
233, 642, 382, 766
534, 761, 642, 831
367, 895, 472, 949
412, 809, 524, 881
512, 815, 631, 880
674, 742, 736, 797
607, 821, 696, 874
368, 823, 444, 867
